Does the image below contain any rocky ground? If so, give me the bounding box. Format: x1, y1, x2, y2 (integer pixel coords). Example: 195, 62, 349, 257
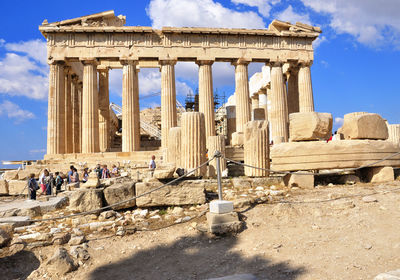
1, 178, 400, 279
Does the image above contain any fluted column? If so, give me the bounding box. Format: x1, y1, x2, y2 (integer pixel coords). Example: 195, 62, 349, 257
77, 82, 83, 153
122, 60, 140, 152
98, 67, 111, 152
287, 67, 299, 114
233, 59, 251, 133
298, 61, 314, 112
181, 112, 207, 177
64, 67, 73, 154
167, 127, 181, 166
71, 75, 80, 153
388, 124, 400, 146
160, 60, 177, 148
244, 121, 269, 177
258, 88, 268, 122
197, 60, 216, 142
47, 61, 65, 155
226, 105, 236, 145
81, 59, 100, 153
270, 62, 288, 143
207, 135, 226, 178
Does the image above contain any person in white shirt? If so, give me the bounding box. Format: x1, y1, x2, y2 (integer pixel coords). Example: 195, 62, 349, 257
149, 155, 156, 176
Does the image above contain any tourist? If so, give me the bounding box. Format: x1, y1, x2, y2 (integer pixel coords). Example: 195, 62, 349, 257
45, 173, 54, 195
101, 165, 111, 179
39, 169, 49, 195
27, 173, 38, 200
71, 167, 80, 187
67, 165, 74, 183
82, 168, 89, 183
55, 172, 63, 194
95, 164, 102, 179
332, 131, 339, 141
111, 164, 119, 177
149, 155, 156, 177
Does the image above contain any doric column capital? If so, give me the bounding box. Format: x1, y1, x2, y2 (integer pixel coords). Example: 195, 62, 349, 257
159, 58, 177, 66
231, 58, 251, 66
48, 60, 65, 66
120, 58, 138, 66
97, 65, 110, 72
196, 59, 214, 66
79, 57, 99, 65
298, 60, 313, 67
268, 60, 285, 67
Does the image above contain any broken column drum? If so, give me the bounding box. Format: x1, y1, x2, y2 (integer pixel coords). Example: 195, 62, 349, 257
181, 112, 207, 177
244, 120, 270, 177
207, 135, 226, 177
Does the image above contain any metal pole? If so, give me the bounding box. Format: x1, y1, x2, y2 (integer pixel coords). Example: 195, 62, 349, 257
216, 151, 223, 200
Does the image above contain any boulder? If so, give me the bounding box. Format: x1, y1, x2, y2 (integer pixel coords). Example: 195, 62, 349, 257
8, 180, 28, 195
0, 228, 12, 247
0, 179, 9, 195
340, 112, 388, 140
284, 173, 314, 189
103, 182, 136, 210
40, 196, 69, 212
47, 248, 76, 275
153, 165, 176, 179
68, 189, 103, 213
136, 180, 206, 207
289, 112, 333, 141
3, 170, 18, 180
82, 172, 100, 189
374, 269, 400, 280
365, 166, 394, 183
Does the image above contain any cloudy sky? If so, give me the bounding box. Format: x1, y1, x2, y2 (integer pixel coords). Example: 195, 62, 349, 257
0, 0, 399, 165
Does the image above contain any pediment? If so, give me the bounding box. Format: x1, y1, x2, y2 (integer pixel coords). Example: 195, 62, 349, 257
41, 10, 126, 27
268, 19, 321, 34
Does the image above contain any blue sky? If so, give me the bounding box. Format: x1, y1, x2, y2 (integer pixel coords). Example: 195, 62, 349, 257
0, 0, 399, 166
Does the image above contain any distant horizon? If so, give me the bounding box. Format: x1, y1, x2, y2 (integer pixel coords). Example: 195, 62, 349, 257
1, 0, 399, 167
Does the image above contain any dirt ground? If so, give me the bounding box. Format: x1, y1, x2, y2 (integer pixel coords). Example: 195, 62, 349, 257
2, 180, 400, 280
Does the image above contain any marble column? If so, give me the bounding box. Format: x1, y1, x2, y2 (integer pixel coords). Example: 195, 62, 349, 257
81, 59, 100, 153
388, 124, 400, 146
98, 67, 111, 152
47, 61, 65, 155
258, 88, 268, 122
160, 60, 177, 148
298, 61, 315, 112
167, 127, 181, 166
244, 120, 269, 177
233, 59, 251, 133
287, 67, 299, 114
226, 105, 236, 145
181, 112, 207, 177
71, 75, 81, 154
78, 82, 83, 153
207, 135, 226, 177
197, 60, 216, 141
270, 61, 288, 143
122, 61, 140, 152
64, 67, 73, 154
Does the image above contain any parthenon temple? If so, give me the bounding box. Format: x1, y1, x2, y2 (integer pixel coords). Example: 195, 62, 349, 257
39, 10, 320, 161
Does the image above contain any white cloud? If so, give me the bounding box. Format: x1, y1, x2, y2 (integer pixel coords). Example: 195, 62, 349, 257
312, 35, 327, 49
301, 0, 400, 48
0, 39, 48, 100
146, 0, 265, 29
0, 100, 35, 123
274, 5, 311, 25
334, 117, 344, 126
5, 39, 47, 65
231, 0, 279, 17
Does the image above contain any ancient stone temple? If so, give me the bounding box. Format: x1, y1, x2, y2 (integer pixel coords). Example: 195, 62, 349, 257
39, 10, 321, 163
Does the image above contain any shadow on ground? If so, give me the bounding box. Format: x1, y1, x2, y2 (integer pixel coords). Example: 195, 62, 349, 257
0, 250, 40, 279
89, 233, 306, 280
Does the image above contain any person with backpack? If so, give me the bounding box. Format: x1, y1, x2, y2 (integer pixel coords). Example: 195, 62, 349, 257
55, 172, 63, 194
28, 173, 38, 200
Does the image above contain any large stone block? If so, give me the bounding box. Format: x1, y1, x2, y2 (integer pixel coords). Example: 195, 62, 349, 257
136, 180, 206, 207
8, 180, 28, 195
289, 112, 332, 141
0, 179, 9, 195
68, 189, 103, 213
271, 140, 400, 171
365, 166, 394, 183
340, 112, 388, 140
284, 173, 314, 189
103, 182, 136, 210
17, 168, 42, 180
3, 170, 18, 181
